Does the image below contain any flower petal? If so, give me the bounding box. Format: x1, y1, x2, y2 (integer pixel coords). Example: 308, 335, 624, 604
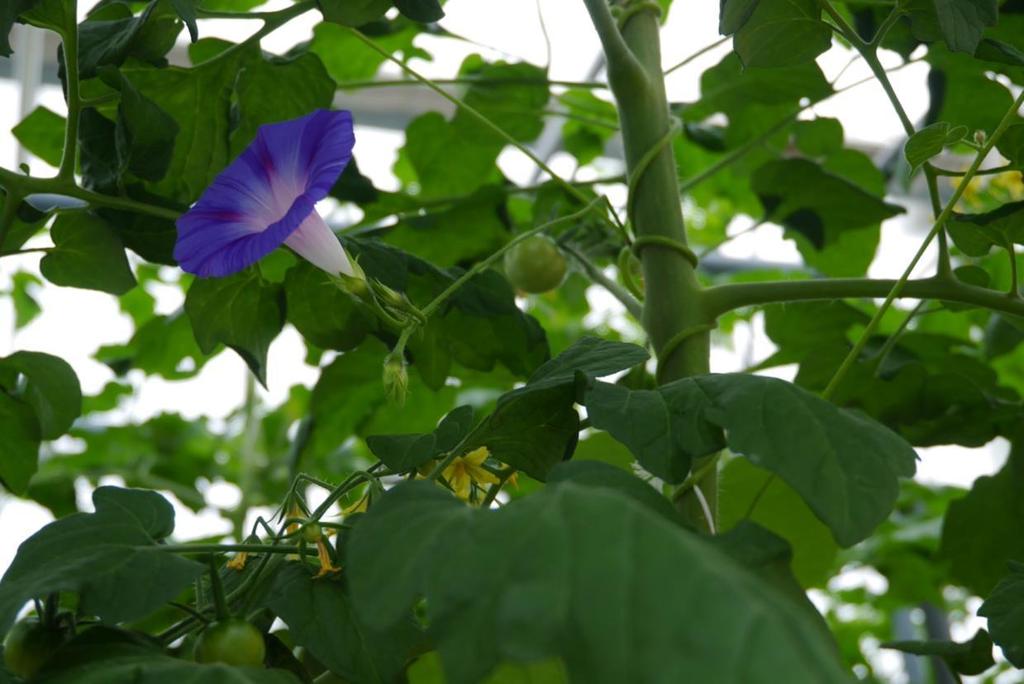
284, 211, 354, 276
174, 109, 355, 277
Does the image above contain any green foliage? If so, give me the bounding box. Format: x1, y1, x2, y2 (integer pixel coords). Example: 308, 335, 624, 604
0, 487, 202, 633
939, 444, 1024, 596
349, 482, 849, 683
185, 269, 286, 385
589, 373, 916, 545
41, 213, 136, 294
884, 629, 996, 675
979, 562, 1024, 667
904, 121, 969, 170
3, 0, 1024, 679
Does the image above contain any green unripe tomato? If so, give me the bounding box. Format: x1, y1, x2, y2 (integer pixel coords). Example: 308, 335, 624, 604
301, 522, 322, 544
503, 235, 567, 294
194, 619, 266, 667
3, 618, 70, 678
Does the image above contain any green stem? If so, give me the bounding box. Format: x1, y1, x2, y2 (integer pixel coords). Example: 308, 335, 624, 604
206, 556, 229, 620
0, 188, 23, 250
0, 168, 182, 221
555, 242, 643, 318
57, 2, 80, 181
335, 77, 608, 91
156, 543, 302, 555
583, 0, 714, 531
930, 164, 1015, 177
704, 275, 1024, 319
820, 88, 1024, 400
871, 300, 925, 376
663, 36, 729, 76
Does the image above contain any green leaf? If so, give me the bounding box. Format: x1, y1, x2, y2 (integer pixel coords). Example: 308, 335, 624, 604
40, 213, 136, 294
367, 405, 475, 472
1, 0, 40, 57
947, 200, 1024, 257
974, 38, 1024, 67
318, 0, 391, 26
349, 482, 850, 683
939, 445, 1024, 596
933, 0, 997, 54
409, 653, 567, 683
585, 380, 724, 483
458, 382, 578, 481
184, 269, 286, 385
526, 337, 648, 390
719, 458, 839, 588
719, 0, 758, 34
31, 626, 302, 684
170, 0, 198, 42
344, 239, 550, 384
0, 350, 82, 439
310, 19, 423, 84
904, 122, 968, 170
119, 46, 255, 203
401, 58, 548, 198
283, 261, 375, 351
231, 52, 337, 157
77, 2, 181, 79
0, 394, 41, 494
453, 337, 646, 480
978, 562, 1024, 667
751, 158, 904, 251
926, 46, 1014, 135
395, 0, 444, 22
0, 487, 203, 633
264, 563, 421, 683
709, 520, 836, 641
547, 460, 681, 524
9, 272, 42, 329
883, 629, 995, 675
18, 0, 74, 35
733, 0, 831, 68
996, 123, 1024, 168
686, 54, 832, 124
589, 374, 917, 545
99, 67, 180, 182
12, 105, 65, 167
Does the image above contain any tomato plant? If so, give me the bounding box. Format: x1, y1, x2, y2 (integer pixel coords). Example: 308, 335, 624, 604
1, 0, 1023, 682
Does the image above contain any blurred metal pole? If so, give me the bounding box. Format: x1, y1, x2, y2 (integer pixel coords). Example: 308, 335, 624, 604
12, 23, 46, 168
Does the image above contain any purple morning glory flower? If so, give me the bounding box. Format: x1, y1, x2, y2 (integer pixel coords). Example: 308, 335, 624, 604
174, 109, 357, 278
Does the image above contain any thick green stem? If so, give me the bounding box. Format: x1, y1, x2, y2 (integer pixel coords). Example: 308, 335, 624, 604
583, 0, 714, 530
704, 276, 1024, 318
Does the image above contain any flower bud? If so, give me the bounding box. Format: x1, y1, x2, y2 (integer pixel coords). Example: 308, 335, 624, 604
335, 259, 370, 300
974, 130, 986, 146
383, 352, 409, 405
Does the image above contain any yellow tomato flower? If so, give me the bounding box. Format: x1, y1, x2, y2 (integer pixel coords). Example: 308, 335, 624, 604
443, 446, 501, 501
314, 538, 341, 578
226, 552, 248, 571
342, 491, 369, 516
